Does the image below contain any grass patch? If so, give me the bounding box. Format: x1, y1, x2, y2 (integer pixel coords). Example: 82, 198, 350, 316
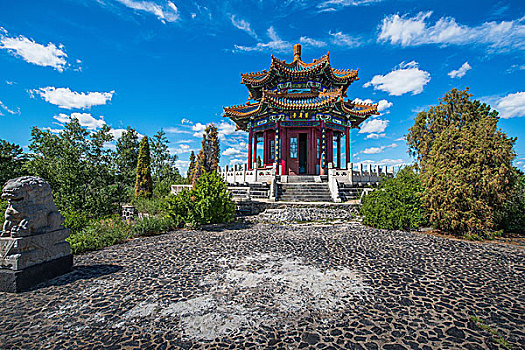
67, 215, 176, 254
470, 316, 513, 349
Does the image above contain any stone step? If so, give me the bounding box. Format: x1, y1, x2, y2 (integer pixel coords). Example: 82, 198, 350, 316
278, 197, 333, 202
277, 181, 332, 202
285, 176, 320, 183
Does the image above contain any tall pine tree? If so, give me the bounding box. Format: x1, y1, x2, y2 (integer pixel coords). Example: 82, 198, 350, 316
191, 124, 220, 185
407, 88, 516, 236
135, 136, 153, 198
187, 151, 196, 184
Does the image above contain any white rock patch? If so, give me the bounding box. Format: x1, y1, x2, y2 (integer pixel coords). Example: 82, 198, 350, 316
115, 253, 371, 341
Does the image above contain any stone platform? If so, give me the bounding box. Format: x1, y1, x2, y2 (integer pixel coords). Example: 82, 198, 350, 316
0, 221, 523, 349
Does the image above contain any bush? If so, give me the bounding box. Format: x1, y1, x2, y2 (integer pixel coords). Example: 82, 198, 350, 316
0, 198, 7, 229
63, 209, 89, 235
165, 189, 194, 227
360, 167, 426, 231
165, 171, 235, 227
67, 216, 131, 254
131, 216, 176, 237
131, 196, 167, 216
497, 169, 525, 234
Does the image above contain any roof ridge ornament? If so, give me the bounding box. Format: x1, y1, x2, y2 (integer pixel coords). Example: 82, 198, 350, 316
294, 43, 301, 61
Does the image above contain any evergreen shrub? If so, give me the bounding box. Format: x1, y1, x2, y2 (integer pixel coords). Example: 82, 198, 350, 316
166, 171, 235, 227
360, 167, 426, 231
497, 170, 525, 234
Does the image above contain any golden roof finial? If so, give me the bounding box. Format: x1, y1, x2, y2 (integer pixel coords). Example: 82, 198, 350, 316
294, 43, 301, 61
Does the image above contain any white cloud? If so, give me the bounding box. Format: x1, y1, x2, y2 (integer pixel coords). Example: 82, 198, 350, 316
364, 61, 430, 96
358, 118, 389, 134
0, 100, 20, 115
300, 36, 327, 48
175, 159, 190, 176
229, 158, 245, 166
329, 31, 361, 48
230, 15, 258, 39
361, 143, 398, 154
181, 118, 193, 124
116, 0, 179, 23
31, 87, 114, 109
170, 143, 196, 155
192, 122, 207, 137
165, 127, 192, 134
218, 121, 245, 139
53, 112, 106, 130
109, 128, 143, 140
448, 61, 471, 78
234, 27, 292, 53
365, 133, 386, 139
43, 127, 63, 134
378, 11, 525, 51
223, 147, 246, 156
190, 121, 245, 139
495, 92, 525, 118
394, 136, 406, 141
0, 27, 68, 71
377, 99, 393, 112
317, 0, 382, 12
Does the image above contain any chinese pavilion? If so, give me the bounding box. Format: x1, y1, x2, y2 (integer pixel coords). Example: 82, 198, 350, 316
223, 44, 378, 176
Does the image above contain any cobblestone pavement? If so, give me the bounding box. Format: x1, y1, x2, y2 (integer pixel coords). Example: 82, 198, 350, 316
1, 221, 524, 350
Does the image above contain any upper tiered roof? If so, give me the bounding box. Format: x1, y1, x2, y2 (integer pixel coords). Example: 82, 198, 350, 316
224, 44, 378, 131
241, 44, 359, 99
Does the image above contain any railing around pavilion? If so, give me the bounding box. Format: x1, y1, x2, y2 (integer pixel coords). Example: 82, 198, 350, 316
219, 164, 277, 184
219, 162, 394, 185
327, 162, 394, 185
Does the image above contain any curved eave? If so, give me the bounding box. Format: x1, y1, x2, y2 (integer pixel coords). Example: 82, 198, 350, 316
241, 68, 273, 86
223, 102, 263, 118
341, 101, 379, 117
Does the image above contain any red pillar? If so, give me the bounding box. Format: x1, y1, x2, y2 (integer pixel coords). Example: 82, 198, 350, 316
281, 127, 287, 175
337, 133, 341, 169
248, 128, 253, 170
320, 121, 326, 175
252, 133, 257, 168
345, 127, 350, 167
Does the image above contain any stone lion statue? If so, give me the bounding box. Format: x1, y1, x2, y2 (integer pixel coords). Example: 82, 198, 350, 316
1, 176, 64, 238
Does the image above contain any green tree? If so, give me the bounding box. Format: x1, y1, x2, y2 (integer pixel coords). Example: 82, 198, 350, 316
187, 151, 196, 184
0, 139, 28, 185
135, 136, 153, 198
406, 88, 516, 236
497, 169, 525, 234
26, 118, 116, 218
150, 129, 182, 197
115, 126, 140, 188
360, 167, 426, 230
192, 124, 220, 184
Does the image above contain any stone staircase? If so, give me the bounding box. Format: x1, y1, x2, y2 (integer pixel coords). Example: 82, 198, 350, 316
337, 183, 364, 202
277, 182, 332, 202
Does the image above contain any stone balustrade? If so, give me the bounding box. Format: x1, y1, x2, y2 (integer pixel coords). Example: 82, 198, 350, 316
219, 164, 276, 185
219, 162, 393, 186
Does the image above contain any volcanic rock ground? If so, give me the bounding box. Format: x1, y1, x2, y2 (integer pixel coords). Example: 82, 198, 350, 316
1, 220, 524, 350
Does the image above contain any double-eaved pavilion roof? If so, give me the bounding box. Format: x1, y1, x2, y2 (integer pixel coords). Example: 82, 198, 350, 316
224, 44, 378, 131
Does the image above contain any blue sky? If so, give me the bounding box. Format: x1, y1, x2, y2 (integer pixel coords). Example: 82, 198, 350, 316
0, 0, 524, 175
